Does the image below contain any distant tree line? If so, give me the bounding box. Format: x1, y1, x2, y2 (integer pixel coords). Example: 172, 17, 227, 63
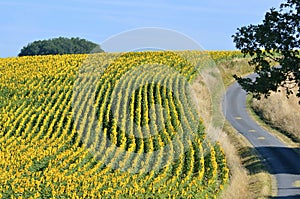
18, 37, 104, 56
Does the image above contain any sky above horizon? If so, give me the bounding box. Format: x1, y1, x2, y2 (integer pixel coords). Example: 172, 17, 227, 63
0, 0, 283, 57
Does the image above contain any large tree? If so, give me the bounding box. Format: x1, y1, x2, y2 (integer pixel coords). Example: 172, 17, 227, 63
232, 0, 299, 102
18, 37, 103, 56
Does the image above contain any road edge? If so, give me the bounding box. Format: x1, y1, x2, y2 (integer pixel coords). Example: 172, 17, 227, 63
221, 82, 273, 199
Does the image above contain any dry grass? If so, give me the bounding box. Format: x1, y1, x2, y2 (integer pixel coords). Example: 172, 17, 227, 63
251, 87, 300, 143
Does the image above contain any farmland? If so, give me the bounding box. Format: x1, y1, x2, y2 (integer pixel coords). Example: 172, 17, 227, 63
0, 51, 241, 198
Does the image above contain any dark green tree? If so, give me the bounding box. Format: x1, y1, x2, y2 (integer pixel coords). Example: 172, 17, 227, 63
18, 37, 103, 56
232, 0, 300, 102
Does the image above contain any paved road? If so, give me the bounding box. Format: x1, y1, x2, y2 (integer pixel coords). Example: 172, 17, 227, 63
223, 80, 300, 198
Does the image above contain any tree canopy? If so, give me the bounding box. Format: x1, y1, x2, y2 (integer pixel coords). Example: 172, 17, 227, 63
232, 0, 300, 102
18, 37, 103, 56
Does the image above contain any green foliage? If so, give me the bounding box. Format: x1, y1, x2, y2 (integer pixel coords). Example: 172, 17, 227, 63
232, 0, 300, 102
18, 37, 103, 56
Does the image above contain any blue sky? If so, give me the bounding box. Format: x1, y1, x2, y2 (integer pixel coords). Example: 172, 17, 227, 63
0, 0, 283, 57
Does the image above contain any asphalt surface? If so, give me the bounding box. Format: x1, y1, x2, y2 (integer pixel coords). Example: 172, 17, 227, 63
223, 79, 300, 198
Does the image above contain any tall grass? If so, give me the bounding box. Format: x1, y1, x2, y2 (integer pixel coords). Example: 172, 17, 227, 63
251, 87, 300, 143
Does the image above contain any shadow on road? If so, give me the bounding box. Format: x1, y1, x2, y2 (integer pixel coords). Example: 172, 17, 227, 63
240, 146, 300, 198
240, 147, 300, 175
239, 146, 268, 175
255, 146, 300, 175
239, 146, 300, 175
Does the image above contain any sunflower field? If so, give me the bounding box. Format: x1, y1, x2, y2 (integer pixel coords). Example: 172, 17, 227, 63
0, 51, 239, 198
